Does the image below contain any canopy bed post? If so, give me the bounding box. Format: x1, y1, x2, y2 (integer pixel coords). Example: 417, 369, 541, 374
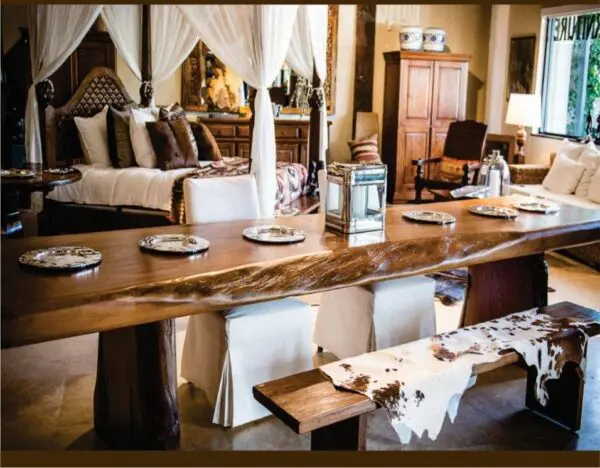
248, 86, 257, 170
35, 80, 55, 168
309, 62, 324, 166
139, 5, 153, 107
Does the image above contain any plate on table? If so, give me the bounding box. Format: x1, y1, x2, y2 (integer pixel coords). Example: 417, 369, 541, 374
512, 199, 560, 214
275, 206, 300, 217
402, 211, 456, 225
44, 168, 76, 175
1, 169, 36, 179
138, 234, 210, 255
19, 246, 101, 271
243, 225, 306, 244
469, 205, 519, 219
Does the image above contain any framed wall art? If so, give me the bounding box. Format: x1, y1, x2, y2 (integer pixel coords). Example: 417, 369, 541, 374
507, 35, 536, 99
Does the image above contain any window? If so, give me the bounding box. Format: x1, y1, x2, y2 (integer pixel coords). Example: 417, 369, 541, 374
539, 10, 600, 138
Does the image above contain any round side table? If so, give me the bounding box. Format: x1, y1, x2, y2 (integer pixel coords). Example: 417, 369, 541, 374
1, 168, 82, 237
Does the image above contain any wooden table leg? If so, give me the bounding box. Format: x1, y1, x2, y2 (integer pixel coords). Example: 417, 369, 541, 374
525, 330, 587, 431
93, 319, 180, 450
311, 414, 367, 450
461, 253, 548, 326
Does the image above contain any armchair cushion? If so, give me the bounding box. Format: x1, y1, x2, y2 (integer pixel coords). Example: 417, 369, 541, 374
439, 156, 479, 183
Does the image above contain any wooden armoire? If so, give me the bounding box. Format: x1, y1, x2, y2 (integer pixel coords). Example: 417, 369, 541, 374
381, 51, 471, 202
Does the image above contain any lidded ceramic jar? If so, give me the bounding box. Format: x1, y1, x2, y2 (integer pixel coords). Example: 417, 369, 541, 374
423, 28, 446, 52
400, 26, 423, 51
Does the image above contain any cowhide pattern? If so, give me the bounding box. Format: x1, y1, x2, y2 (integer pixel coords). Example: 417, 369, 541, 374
320, 309, 599, 444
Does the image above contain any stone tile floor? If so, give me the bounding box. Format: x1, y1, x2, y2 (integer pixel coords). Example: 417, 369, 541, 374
1, 254, 599, 450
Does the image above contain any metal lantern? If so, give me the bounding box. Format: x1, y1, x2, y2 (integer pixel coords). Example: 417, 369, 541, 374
324, 163, 387, 234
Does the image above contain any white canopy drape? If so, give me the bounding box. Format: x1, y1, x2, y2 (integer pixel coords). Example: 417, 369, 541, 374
179, 5, 299, 217
286, 5, 329, 162
151, 5, 199, 85
25, 5, 102, 164
101, 5, 142, 80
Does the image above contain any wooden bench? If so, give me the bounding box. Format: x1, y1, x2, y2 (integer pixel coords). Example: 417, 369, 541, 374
253, 302, 600, 450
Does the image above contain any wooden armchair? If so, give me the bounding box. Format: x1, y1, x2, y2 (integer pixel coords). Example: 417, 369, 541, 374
412, 120, 488, 202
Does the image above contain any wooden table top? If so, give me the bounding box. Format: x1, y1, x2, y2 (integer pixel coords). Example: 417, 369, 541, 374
2, 195, 599, 348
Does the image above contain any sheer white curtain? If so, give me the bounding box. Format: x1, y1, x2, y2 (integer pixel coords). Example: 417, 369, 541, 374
151, 5, 199, 85
286, 5, 329, 162
25, 5, 102, 164
179, 5, 299, 217
101, 5, 142, 80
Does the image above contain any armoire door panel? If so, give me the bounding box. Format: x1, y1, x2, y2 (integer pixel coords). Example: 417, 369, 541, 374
431, 61, 468, 127
430, 129, 448, 158
397, 128, 430, 187
398, 60, 434, 126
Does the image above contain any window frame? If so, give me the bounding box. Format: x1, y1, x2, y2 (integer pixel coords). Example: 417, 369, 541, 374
535, 7, 600, 140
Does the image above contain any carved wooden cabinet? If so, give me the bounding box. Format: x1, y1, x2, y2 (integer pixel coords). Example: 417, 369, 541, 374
199, 118, 330, 167
381, 51, 470, 202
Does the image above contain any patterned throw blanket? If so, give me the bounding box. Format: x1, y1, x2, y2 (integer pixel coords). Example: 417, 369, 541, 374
170, 157, 308, 224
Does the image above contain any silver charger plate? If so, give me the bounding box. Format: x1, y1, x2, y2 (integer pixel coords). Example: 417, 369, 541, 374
1, 169, 36, 179
512, 199, 560, 214
275, 206, 300, 217
403, 210, 456, 225
243, 225, 306, 244
138, 234, 210, 255
19, 246, 101, 271
469, 205, 520, 219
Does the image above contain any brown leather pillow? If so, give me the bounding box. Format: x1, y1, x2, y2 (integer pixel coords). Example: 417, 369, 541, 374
168, 118, 199, 163
189, 121, 223, 161
146, 121, 197, 171
106, 106, 136, 168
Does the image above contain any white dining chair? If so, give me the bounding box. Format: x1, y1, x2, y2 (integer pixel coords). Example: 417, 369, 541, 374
315, 170, 436, 359
180, 174, 313, 427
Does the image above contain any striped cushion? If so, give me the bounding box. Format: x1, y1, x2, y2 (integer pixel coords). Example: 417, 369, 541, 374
439, 156, 479, 183
348, 134, 381, 164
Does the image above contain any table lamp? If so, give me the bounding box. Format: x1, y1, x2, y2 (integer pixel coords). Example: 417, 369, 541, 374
505, 93, 542, 164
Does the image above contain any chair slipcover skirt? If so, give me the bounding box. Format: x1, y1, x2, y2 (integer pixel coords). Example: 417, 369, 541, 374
314, 276, 436, 359
181, 298, 313, 427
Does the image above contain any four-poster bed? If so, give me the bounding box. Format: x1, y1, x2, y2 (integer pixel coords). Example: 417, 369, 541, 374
28, 4, 330, 234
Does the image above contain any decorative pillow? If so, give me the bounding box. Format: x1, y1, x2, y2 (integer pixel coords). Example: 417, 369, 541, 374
574, 143, 600, 198
168, 118, 199, 163
159, 103, 186, 121
106, 106, 136, 168
146, 121, 197, 171
130, 108, 158, 168
189, 121, 223, 161
348, 134, 381, 164
542, 153, 586, 194
439, 156, 479, 183
587, 167, 600, 204
74, 106, 111, 167
557, 138, 587, 161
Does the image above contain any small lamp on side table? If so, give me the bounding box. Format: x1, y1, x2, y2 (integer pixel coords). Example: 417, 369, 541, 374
505, 93, 541, 164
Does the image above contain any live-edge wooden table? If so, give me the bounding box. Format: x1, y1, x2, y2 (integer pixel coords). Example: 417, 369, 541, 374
2, 196, 599, 449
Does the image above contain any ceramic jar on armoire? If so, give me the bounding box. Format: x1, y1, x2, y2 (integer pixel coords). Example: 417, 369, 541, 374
381, 51, 471, 202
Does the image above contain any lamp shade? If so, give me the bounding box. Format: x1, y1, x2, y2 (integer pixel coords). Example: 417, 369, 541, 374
506, 93, 541, 128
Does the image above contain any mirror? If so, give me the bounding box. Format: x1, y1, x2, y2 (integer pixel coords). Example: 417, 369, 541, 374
181, 5, 338, 115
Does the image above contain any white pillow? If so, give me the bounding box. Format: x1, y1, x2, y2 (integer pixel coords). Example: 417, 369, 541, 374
556, 138, 587, 161
542, 153, 586, 194
130, 107, 157, 168
587, 167, 600, 204
574, 144, 600, 198
74, 106, 111, 167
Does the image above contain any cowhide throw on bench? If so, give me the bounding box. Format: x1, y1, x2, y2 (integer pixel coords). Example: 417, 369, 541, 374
320, 308, 599, 444
170, 158, 309, 224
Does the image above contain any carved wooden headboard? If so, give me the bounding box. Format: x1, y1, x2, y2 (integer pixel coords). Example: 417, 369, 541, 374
44, 67, 137, 168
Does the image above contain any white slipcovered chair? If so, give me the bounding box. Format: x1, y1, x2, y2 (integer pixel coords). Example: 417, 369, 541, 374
315, 168, 436, 359
180, 174, 313, 427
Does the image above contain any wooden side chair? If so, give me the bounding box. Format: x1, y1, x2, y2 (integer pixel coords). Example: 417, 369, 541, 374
412, 120, 488, 203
